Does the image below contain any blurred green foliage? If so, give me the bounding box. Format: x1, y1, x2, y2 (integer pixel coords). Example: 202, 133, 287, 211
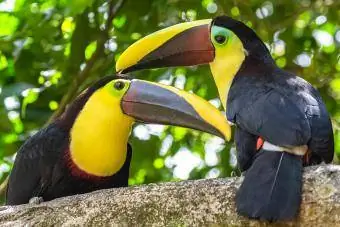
0, 0, 339, 203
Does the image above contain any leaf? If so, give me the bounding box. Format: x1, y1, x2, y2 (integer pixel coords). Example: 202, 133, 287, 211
171, 127, 188, 141
21, 88, 39, 118
14, 0, 25, 11
0, 13, 18, 36
61, 17, 75, 34
0, 53, 8, 70
85, 41, 97, 60
113, 15, 126, 29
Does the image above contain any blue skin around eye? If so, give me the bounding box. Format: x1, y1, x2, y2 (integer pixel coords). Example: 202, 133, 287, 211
211, 26, 231, 44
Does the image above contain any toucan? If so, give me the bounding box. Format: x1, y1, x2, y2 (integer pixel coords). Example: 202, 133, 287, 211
6, 75, 231, 205
115, 16, 334, 221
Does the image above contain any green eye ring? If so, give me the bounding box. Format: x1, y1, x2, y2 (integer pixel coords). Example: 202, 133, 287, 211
105, 79, 130, 97
211, 25, 230, 46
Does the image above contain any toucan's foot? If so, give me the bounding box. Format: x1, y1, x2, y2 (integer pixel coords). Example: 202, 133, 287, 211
29, 197, 44, 205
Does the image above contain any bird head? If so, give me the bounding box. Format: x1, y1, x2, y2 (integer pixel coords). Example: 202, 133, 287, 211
116, 16, 272, 109
58, 75, 231, 177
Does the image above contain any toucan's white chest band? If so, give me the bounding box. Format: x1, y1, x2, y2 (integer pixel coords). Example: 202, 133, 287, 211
262, 141, 308, 156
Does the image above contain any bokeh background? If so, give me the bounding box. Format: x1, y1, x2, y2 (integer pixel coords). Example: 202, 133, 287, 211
0, 0, 339, 203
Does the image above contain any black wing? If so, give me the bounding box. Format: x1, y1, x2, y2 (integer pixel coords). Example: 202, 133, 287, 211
234, 127, 258, 172
6, 124, 68, 205
305, 102, 334, 164
229, 84, 311, 146
228, 70, 333, 163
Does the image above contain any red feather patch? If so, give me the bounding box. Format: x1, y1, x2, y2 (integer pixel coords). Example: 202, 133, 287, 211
256, 137, 264, 151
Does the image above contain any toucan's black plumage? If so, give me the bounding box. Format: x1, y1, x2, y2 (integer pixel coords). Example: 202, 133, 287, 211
226, 17, 333, 221
213, 17, 333, 220
230, 55, 333, 221
7, 125, 133, 204
237, 150, 303, 221
6, 75, 231, 205
234, 127, 258, 172
115, 16, 334, 221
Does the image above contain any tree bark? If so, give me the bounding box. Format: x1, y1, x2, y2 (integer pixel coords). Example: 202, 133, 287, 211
0, 164, 339, 226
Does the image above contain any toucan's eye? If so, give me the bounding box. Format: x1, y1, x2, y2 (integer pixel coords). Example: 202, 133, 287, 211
214, 35, 227, 44
211, 25, 230, 46
114, 81, 125, 90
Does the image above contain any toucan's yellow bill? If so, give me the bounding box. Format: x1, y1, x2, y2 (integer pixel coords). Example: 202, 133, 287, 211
116, 19, 213, 73
122, 79, 231, 141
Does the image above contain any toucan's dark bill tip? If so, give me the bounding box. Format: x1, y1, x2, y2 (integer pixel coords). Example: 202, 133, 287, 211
121, 79, 231, 140
120, 49, 214, 74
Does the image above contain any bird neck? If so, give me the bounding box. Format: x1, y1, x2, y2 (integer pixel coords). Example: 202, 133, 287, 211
209, 40, 245, 110
69, 88, 133, 177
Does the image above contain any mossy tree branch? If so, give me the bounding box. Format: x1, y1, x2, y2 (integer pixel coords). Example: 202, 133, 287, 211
0, 165, 339, 226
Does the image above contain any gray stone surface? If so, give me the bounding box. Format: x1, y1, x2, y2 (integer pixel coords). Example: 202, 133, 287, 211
0, 164, 340, 226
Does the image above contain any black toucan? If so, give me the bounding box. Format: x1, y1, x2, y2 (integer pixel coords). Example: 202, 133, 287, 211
6, 75, 231, 205
115, 16, 334, 221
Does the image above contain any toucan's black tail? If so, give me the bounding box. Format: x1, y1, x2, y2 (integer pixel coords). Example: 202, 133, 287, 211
236, 150, 303, 221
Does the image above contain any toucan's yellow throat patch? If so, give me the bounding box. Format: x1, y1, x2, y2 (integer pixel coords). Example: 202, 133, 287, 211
209, 25, 246, 110
70, 83, 134, 177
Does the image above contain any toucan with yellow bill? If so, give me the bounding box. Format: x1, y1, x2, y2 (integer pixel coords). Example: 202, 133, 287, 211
115, 16, 334, 221
6, 75, 230, 205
